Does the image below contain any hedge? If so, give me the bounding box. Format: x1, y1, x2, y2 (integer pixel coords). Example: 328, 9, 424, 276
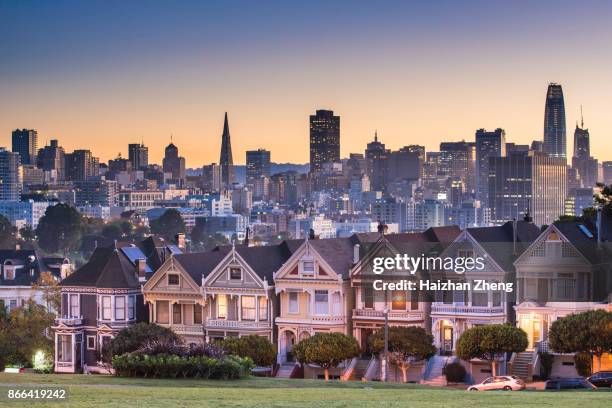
112, 354, 254, 379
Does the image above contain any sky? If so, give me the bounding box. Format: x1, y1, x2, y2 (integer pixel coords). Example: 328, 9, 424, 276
1, 0, 612, 165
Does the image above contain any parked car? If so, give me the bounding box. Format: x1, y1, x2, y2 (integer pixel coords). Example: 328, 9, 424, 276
586, 371, 612, 388
544, 378, 596, 391
467, 376, 525, 391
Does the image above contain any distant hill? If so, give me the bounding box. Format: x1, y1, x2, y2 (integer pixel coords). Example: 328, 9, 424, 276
186, 163, 309, 183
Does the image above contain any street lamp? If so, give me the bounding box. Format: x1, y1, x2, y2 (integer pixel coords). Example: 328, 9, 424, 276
381, 307, 389, 382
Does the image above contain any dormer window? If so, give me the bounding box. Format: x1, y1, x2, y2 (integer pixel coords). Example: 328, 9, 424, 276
230, 267, 242, 280
167, 273, 180, 286
4, 268, 15, 280
301, 261, 315, 277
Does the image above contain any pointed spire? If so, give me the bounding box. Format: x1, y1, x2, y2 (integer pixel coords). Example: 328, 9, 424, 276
374, 130, 378, 142
220, 112, 234, 187
580, 105, 584, 128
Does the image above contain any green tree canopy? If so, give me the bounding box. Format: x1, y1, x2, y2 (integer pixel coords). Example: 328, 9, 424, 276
456, 324, 528, 375
368, 326, 436, 382
221, 335, 276, 367
150, 209, 185, 242
549, 310, 612, 372
35, 203, 83, 255
292, 332, 359, 381
0, 214, 17, 250
106, 322, 181, 360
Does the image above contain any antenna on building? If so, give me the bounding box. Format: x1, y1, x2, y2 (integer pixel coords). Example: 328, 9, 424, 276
374, 130, 378, 142
580, 105, 584, 128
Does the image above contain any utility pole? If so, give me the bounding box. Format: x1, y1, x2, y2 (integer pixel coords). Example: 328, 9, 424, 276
381, 307, 389, 382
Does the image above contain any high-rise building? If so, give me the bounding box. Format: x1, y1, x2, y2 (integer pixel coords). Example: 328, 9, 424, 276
475, 128, 506, 205
202, 163, 222, 193
11, 129, 38, 165
439, 141, 476, 194
365, 132, 389, 191
74, 177, 118, 206
488, 151, 566, 226
603, 161, 612, 185
0, 148, 21, 201
246, 149, 271, 185
219, 112, 234, 187
309, 109, 340, 173
543, 83, 567, 160
65, 149, 99, 181
162, 141, 186, 185
388, 146, 422, 184
128, 143, 148, 170
571, 111, 597, 188
37, 140, 65, 182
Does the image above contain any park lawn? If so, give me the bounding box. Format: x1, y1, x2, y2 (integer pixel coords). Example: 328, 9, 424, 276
0, 373, 610, 408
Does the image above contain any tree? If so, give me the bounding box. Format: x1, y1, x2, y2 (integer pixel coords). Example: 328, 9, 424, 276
292, 332, 359, 381
18, 226, 36, 248
0, 214, 17, 249
221, 335, 276, 367
106, 322, 181, 359
36, 203, 83, 255
150, 209, 185, 241
368, 326, 436, 383
32, 272, 61, 313
0, 300, 55, 369
456, 324, 528, 375
549, 310, 612, 373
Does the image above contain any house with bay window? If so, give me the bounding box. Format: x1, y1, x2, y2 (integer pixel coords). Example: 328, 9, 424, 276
513, 220, 612, 378
53, 245, 149, 373
274, 238, 355, 366
431, 221, 540, 356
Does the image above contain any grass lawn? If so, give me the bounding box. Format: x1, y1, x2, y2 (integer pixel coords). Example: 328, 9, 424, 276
0, 373, 609, 407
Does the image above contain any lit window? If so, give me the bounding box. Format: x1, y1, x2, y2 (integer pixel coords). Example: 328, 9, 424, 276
69, 294, 80, 317
241, 296, 256, 321
218, 295, 227, 319
259, 297, 268, 321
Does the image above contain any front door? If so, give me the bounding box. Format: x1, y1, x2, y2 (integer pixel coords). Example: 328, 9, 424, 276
442, 326, 453, 355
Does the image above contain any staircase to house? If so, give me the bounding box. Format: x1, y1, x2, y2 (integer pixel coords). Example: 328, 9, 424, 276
276, 363, 296, 378
349, 358, 371, 381
510, 352, 532, 380
420, 356, 451, 386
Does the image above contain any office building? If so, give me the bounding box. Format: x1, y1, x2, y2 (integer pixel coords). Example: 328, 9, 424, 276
128, 143, 148, 170
0, 148, 21, 201
246, 149, 271, 185
37, 140, 65, 183
162, 141, 186, 184
309, 109, 340, 173
475, 128, 506, 204
12, 129, 38, 165
543, 83, 567, 160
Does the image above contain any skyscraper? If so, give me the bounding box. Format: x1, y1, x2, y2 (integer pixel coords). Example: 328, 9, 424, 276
543, 83, 567, 160
475, 128, 506, 205
37, 140, 65, 183
571, 109, 597, 188
364, 132, 389, 191
0, 148, 21, 201
219, 112, 234, 187
439, 141, 476, 194
246, 149, 271, 185
65, 149, 99, 181
309, 109, 340, 173
488, 150, 566, 226
11, 129, 38, 165
162, 141, 186, 184
128, 143, 148, 170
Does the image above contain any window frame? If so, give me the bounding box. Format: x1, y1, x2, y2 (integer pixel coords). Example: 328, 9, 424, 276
115, 296, 126, 320
241, 296, 256, 321
86, 335, 96, 350
288, 292, 299, 314
101, 296, 112, 320
167, 273, 180, 286
229, 267, 242, 281
314, 290, 329, 315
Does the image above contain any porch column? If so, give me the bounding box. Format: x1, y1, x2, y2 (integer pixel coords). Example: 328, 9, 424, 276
308, 289, 315, 314
238, 295, 242, 321
255, 295, 259, 322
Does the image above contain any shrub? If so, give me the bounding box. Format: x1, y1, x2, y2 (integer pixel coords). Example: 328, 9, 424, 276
574, 352, 592, 377
221, 335, 276, 367
112, 354, 254, 379
538, 352, 554, 380
107, 323, 181, 361
443, 362, 466, 383
134, 339, 186, 357
187, 342, 226, 359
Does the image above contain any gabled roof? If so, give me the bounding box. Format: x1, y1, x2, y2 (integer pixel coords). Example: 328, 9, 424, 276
61, 246, 140, 289
0, 249, 48, 287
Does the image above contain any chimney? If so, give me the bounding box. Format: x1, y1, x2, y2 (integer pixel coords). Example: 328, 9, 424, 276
176, 233, 186, 250
353, 244, 360, 265
136, 259, 147, 282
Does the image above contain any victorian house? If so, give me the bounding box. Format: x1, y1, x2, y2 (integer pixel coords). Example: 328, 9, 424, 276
142, 243, 293, 346
274, 238, 355, 365
430, 221, 540, 356
53, 245, 149, 373
513, 219, 612, 378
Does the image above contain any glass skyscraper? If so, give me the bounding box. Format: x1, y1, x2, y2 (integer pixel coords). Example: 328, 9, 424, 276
543, 83, 567, 160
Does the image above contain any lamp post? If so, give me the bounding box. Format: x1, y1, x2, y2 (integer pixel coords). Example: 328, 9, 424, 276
381, 307, 389, 382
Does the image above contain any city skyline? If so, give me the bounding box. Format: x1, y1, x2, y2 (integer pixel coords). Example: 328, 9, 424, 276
2, 1, 612, 165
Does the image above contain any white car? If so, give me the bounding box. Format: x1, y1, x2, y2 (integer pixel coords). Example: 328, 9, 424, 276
467, 376, 526, 391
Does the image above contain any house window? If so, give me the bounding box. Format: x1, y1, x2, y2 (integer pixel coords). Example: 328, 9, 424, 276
167, 274, 180, 286
156, 300, 169, 324
472, 292, 488, 307
69, 294, 80, 317
127, 296, 135, 320
556, 276, 575, 300
4, 268, 15, 280
57, 334, 72, 363
363, 287, 374, 308
115, 296, 125, 320
102, 296, 112, 320
218, 295, 227, 319
410, 291, 419, 310
9, 299, 17, 311
193, 305, 203, 324
288, 292, 299, 314
315, 290, 328, 315
230, 267, 242, 280
87, 335, 96, 350
172, 303, 182, 324
241, 296, 256, 321
391, 291, 406, 310
302, 261, 315, 276
492, 291, 501, 307
258, 297, 268, 321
